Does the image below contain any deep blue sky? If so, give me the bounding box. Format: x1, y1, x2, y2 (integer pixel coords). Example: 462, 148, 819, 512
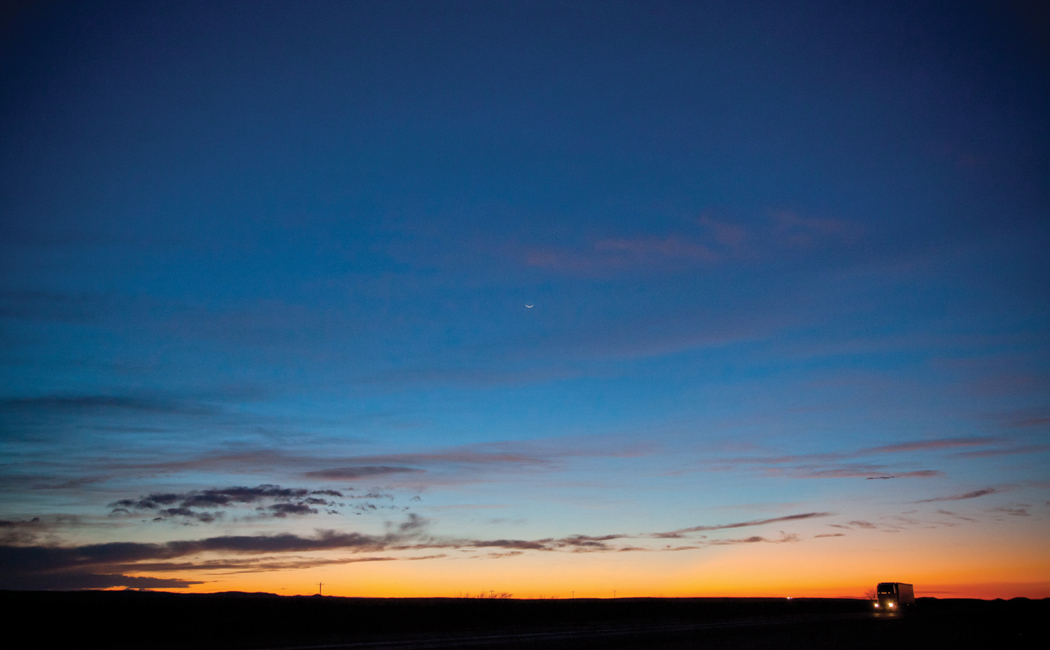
1, 1, 1048, 595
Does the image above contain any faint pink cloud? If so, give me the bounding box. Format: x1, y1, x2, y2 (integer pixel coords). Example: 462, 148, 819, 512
698, 215, 747, 249
526, 235, 720, 275
861, 437, 996, 454
1010, 417, 1050, 428
524, 210, 860, 277
772, 210, 862, 248
593, 236, 720, 262
951, 444, 1050, 458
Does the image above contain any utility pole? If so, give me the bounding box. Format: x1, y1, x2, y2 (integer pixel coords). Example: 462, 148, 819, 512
318, 581, 323, 595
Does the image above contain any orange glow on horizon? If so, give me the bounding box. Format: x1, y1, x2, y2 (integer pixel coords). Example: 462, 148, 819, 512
126, 534, 1050, 600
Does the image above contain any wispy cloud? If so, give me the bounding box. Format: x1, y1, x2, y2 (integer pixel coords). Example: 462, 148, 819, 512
950, 444, 1050, 458
523, 212, 861, 277
844, 521, 878, 529
860, 438, 996, 454
829, 518, 910, 533
699, 435, 1021, 480
64, 439, 652, 493
593, 236, 721, 262
710, 533, 800, 545
1008, 417, 1050, 428
990, 506, 1029, 517
0, 394, 220, 416
933, 510, 977, 523
305, 466, 425, 480
39, 444, 559, 491
706, 457, 944, 481
916, 487, 1002, 503
525, 235, 720, 275
771, 211, 862, 249
865, 471, 942, 480
650, 512, 831, 538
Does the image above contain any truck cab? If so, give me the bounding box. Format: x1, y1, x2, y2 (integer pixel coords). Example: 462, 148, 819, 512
874, 582, 914, 611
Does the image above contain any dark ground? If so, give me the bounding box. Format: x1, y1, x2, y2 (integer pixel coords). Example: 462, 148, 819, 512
3, 591, 1046, 649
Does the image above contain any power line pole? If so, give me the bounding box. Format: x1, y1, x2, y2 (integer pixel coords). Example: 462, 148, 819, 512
318, 581, 323, 595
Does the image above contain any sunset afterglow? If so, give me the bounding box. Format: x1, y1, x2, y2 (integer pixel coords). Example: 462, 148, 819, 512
2, 1, 1048, 599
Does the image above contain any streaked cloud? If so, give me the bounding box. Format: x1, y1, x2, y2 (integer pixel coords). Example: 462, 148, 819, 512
710, 533, 800, 545
990, 507, 1029, 517
698, 435, 1030, 480
0, 394, 220, 416
950, 445, 1050, 458
860, 438, 997, 454
524, 213, 862, 277
650, 512, 832, 538
917, 487, 1002, 503
305, 466, 425, 480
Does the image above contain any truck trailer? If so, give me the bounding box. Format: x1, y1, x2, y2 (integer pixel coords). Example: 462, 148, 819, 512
874, 582, 914, 611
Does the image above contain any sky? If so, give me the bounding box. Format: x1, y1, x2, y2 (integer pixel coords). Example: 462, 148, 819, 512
1, 0, 1048, 598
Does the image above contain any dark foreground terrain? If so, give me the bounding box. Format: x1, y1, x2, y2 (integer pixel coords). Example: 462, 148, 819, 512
3, 591, 1046, 649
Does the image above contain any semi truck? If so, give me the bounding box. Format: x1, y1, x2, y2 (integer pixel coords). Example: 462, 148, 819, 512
874, 582, 914, 611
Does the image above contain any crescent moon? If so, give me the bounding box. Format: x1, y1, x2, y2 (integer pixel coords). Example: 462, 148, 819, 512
525, 304, 534, 308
